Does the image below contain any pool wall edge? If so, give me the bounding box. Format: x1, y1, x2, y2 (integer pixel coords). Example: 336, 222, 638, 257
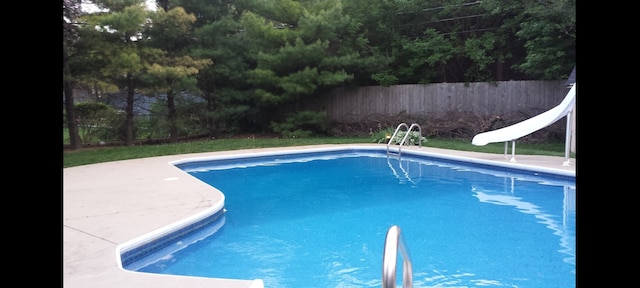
115, 198, 226, 269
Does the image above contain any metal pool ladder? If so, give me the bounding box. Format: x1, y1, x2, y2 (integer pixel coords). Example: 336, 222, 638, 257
386, 123, 423, 156
382, 225, 413, 288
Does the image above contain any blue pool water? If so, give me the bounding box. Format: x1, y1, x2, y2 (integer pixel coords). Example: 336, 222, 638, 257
124, 149, 576, 288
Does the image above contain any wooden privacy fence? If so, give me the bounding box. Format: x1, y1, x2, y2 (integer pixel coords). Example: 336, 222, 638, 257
317, 80, 569, 123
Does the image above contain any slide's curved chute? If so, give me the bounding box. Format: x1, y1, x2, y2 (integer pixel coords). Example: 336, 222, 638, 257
472, 83, 576, 146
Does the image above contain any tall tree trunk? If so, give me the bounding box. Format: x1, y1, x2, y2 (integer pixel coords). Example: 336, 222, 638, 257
167, 89, 178, 143
63, 45, 81, 150
125, 74, 135, 146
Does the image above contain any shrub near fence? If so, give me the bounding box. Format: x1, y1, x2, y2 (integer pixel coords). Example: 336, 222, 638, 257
308, 80, 571, 141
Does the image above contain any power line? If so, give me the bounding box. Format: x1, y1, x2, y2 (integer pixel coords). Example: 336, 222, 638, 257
396, 14, 486, 27
397, 1, 483, 15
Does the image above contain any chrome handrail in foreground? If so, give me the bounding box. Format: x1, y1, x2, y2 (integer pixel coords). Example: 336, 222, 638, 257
382, 225, 413, 288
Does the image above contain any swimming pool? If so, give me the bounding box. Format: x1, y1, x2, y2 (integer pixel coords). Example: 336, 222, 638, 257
117, 146, 575, 288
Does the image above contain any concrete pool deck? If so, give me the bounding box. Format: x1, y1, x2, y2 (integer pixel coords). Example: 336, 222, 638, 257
62, 144, 576, 288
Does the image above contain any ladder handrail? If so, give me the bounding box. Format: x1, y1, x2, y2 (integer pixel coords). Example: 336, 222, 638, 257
382, 225, 413, 288
399, 123, 422, 154
387, 123, 423, 156
387, 123, 409, 154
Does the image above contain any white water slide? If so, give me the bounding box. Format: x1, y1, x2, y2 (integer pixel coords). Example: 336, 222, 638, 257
471, 83, 576, 165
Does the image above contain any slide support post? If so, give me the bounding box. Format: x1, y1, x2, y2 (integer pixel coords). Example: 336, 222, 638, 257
510, 140, 516, 162
563, 109, 573, 166
503, 142, 508, 159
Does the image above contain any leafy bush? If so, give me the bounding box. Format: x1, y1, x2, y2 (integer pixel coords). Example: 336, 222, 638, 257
143, 97, 210, 139
371, 127, 395, 143
95, 111, 127, 141
75, 102, 126, 143
371, 127, 427, 145
392, 130, 427, 145
271, 111, 329, 138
